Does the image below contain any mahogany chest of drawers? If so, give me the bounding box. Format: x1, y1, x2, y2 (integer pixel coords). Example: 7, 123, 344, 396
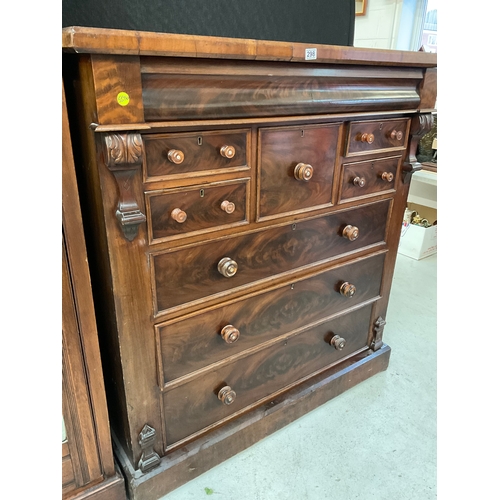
62, 27, 436, 500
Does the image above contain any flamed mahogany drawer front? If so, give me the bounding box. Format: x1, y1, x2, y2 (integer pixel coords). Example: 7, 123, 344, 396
162, 304, 373, 447
345, 118, 409, 157
152, 199, 390, 314
146, 180, 248, 242
157, 252, 385, 384
339, 156, 400, 203
258, 124, 340, 218
143, 129, 249, 180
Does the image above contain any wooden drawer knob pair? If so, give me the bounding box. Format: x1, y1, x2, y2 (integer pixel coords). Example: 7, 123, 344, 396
171, 200, 235, 223
217, 330, 347, 407
167, 145, 235, 164
358, 130, 403, 144
352, 172, 393, 187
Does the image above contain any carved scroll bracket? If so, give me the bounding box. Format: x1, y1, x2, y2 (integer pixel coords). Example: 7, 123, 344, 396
371, 316, 386, 351
138, 424, 161, 473
104, 132, 146, 241
402, 113, 434, 184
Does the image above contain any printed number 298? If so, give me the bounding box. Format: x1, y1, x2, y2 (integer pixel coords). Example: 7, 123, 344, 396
305, 48, 317, 60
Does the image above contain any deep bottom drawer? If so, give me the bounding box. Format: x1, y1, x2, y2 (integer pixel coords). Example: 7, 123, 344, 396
162, 303, 374, 447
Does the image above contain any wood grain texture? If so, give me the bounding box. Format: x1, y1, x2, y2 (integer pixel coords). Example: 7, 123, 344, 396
152, 200, 391, 314
62, 454, 75, 491
338, 156, 401, 203
345, 118, 410, 157
163, 304, 374, 447
63, 82, 126, 500
143, 129, 249, 180
142, 72, 421, 121
418, 67, 437, 110
117, 344, 391, 500
62, 26, 437, 68
91, 54, 144, 124
66, 60, 164, 466
258, 123, 340, 218
146, 179, 248, 242
63, 28, 435, 497
157, 252, 386, 384
67, 473, 127, 500
62, 239, 102, 491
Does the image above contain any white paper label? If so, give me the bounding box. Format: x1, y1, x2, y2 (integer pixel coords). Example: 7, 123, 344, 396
305, 48, 317, 60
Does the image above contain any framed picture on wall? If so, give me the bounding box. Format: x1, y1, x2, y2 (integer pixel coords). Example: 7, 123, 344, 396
355, 0, 367, 16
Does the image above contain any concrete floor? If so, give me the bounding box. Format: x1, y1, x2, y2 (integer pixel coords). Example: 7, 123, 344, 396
159, 252, 437, 500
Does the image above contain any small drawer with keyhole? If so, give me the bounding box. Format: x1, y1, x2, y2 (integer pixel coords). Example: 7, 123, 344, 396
145, 179, 249, 243
345, 118, 410, 157
257, 123, 340, 220
338, 156, 401, 203
143, 129, 250, 181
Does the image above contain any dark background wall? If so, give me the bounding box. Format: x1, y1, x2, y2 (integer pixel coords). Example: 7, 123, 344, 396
62, 0, 355, 46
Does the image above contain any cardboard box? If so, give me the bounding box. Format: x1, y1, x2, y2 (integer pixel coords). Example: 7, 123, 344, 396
398, 221, 437, 260
406, 202, 437, 226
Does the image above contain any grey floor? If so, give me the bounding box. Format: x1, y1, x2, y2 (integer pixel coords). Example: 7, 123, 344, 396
159, 252, 437, 500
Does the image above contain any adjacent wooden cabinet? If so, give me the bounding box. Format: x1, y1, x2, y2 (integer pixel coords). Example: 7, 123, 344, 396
62, 27, 437, 500
62, 83, 127, 500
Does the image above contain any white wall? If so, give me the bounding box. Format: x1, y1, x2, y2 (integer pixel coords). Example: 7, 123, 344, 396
354, 0, 427, 51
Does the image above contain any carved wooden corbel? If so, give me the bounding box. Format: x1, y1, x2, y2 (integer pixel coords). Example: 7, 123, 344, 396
104, 132, 146, 241
371, 316, 386, 351
402, 113, 434, 184
138, 424, 161, 473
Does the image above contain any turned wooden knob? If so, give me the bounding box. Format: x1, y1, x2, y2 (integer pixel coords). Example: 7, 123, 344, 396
220, 145, 236, 158
221, 200, 236, 214
339, 282, 356, 298
221, 325, 240, 344
171, 208, 187, 223
360, 133, 375, 144
330, 335, 346, 350
294, 163, 314, 181
381, 172, 394, 182
218, 257, 238, 278
390, 129, 403, 141
218, 386, 236, 405
342, 225, 359, 241
353, 176, 366, 187
167, 149, 185, 164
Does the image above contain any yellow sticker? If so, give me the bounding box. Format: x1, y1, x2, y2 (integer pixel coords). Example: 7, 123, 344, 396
117, 92, 130, 106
